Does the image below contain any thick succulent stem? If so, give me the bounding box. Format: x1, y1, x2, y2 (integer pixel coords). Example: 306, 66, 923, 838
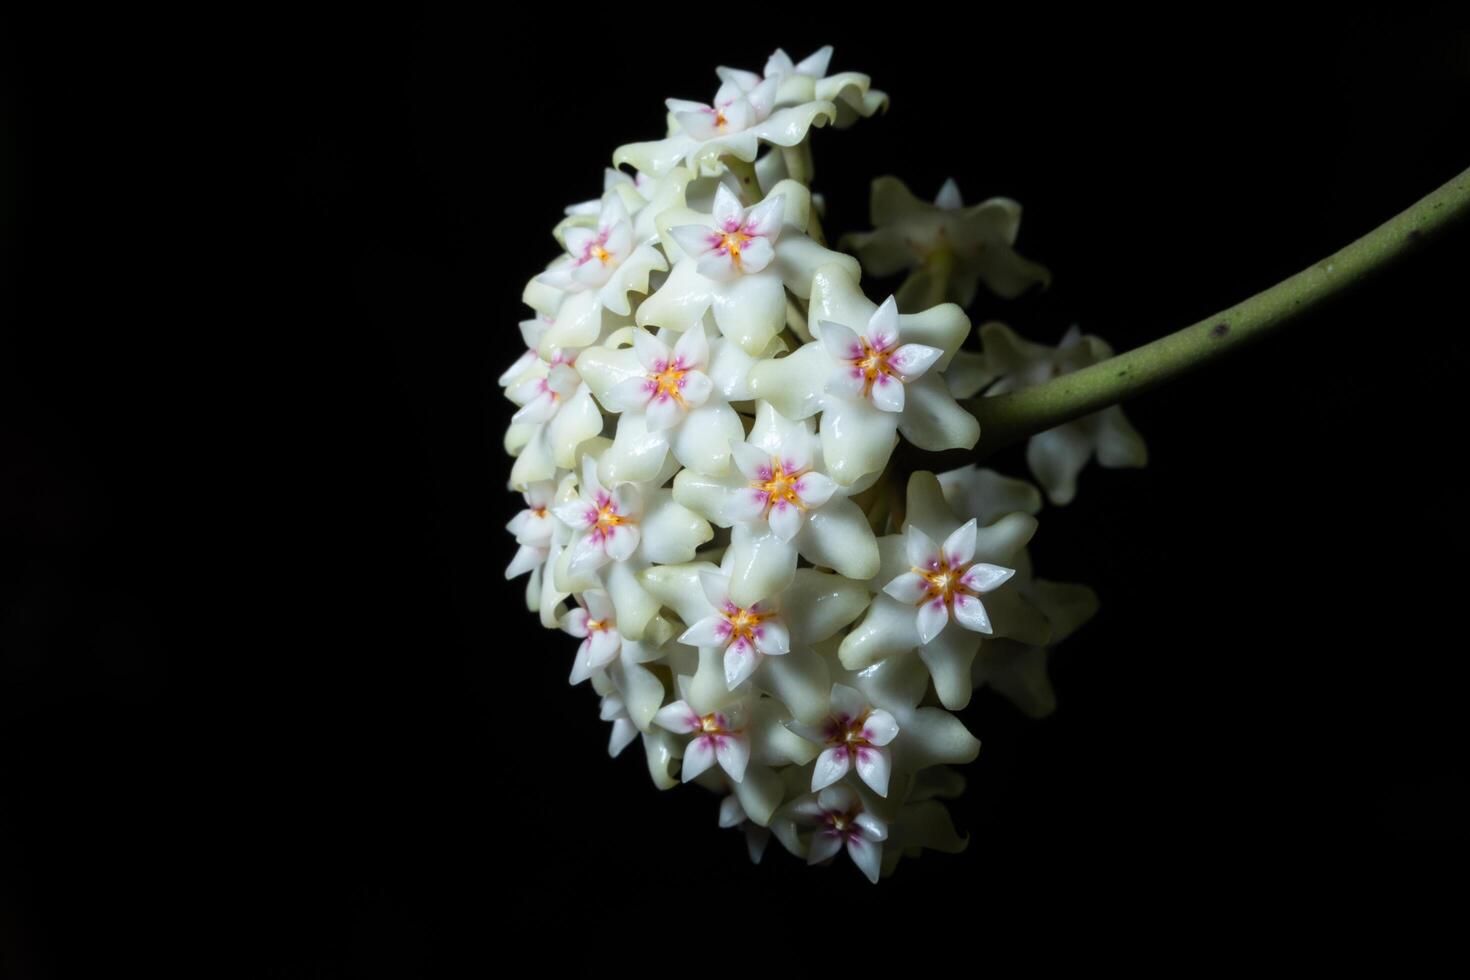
724, 156, 763, 204
780, 140, 814, 186
925, 247, 953, 307
965, 166, 1470, 457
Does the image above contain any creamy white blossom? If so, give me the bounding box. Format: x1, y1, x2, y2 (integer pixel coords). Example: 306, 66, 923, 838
978, 322, 1148, 505
654, 697, 751, 783
881, 520, 1016, 643
614, 75, 836, 178
598, 692, 641, 758
672, 401, 879, 601
677, 570, 790, 688
638, 180, 858, 354
718, 792, 772, 863
786, 784, 888, 883
844, 175, 1051, 308
496, 45, 1141, 882
786, 683, 899, 796
748, 264, 978, 485
840, 471, 1050, 709
752, 46, 888, 126
574, 325, 749, 485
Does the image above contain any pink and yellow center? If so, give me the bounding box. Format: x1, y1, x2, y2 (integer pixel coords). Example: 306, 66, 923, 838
852, 337, 898, 397
717, 230, 753, 269
916, 558, 971, 607
589, 244, 612, 265
755, 461, 806, 511
698, 713, 733, 735
840, 712, 874, 749
586, 618, 611, 634
595, 504, 625, 532
649, 364, 689, 405
723, 605, 767, 647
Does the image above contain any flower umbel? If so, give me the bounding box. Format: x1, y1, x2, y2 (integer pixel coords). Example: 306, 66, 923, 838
498, 44, 1141, 881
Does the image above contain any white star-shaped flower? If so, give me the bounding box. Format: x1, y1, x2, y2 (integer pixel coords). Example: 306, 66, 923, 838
653, 698, 751, 784
573, 325, 752, 484
529, 195, 667, 357
786, 784, 888, 883
818, 294, 944, 413
602, 324, 715, 432
598, 692, 641, 759
722, 45, 887, 128
504, 479, 558, 608
498, 315, 552, 391
557, 589, 666, 731
613, 75, 836, 178
839, 471, 1052, 710
843, 176, 1051, 307
677, 569, 791, 689
785, 683, 900, 797
718, 793, 772, 863
747, 264, 978, 485
642, 556, 869, 720
503, 350, 603, 490
637, 181, 858, 355
881, 520, 1016, 643
969, 548, 1101, 720
671, 400, 879, 601
553, 456, 643, 579
976, 322, 1148, 505
549, 453, 711, 644
506, 478, 555, 551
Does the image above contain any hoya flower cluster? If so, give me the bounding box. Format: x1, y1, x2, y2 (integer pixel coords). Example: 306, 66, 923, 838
502, 46, 1146, 882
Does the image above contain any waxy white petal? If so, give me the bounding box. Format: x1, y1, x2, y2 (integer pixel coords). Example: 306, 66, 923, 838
811, 746, 851, 791
753, 616, 789, 657
950, 593, 993, 634
854, 745, 891, 797
715, 734, 750, 783
654, 700, 700, 734
807, 830, 844, 865
724, 640, 760, 689
883, 571, 931, 605
680, 614, 731, 649
681, 736, 717, 781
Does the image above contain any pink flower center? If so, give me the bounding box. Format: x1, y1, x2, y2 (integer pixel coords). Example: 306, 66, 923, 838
714, 230, 754, 269
577, 230, 613, 266
591, 492, 629, 537
822, 806, 863, 838
649, 359, 690, 404
719, 602, 768, 648
847, 334, 900, 398
752, 459, 809, 515
824, 710, 876, 750
698, 712, 738, 736
913, 556, 978, 609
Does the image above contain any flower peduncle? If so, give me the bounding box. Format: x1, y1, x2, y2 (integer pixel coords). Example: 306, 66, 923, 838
966, 166, 1470, 459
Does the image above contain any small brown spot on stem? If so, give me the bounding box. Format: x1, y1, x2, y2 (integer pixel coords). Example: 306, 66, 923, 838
1211, 321, 1230, 338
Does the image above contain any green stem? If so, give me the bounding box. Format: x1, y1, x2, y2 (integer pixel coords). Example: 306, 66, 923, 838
780, 140, 815, 186
724, 156, 763, 204
965, 166, 1470, 457
925, 248, 954, 307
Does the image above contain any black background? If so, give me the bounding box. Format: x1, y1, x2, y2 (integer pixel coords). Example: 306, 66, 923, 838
5, 11, 1469, 974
